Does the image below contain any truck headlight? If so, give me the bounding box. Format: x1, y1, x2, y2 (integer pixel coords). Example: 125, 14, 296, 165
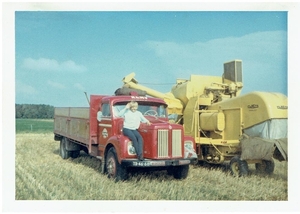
184, 141, 197, 159
184, 141, 194, 150
127, 141, 136, 155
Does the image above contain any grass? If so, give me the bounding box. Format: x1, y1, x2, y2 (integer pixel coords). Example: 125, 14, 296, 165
16, 119, 54, 133
15, 130, 288, 201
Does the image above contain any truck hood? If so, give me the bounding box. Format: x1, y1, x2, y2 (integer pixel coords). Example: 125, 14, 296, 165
139, 121, 183, 130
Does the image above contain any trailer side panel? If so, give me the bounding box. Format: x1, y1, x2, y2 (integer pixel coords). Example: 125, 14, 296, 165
54, 107, 90, 145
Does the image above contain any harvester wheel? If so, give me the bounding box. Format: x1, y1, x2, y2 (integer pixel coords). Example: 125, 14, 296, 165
172, 165, 189, 179
60, 138, 71, 159
255, 159, 275, 174
105, 147, 128, 182
229, 156, 248, 177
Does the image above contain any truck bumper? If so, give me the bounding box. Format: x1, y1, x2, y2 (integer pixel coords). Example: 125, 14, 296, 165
121, 159, 190, 167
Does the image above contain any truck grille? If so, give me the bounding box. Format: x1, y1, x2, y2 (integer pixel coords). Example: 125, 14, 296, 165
172, 129, 182, 157
158, 129, 168, 158
157, 129, 182, 158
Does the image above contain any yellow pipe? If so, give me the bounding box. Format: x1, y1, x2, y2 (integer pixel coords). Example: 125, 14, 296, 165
122, 73, 183, 114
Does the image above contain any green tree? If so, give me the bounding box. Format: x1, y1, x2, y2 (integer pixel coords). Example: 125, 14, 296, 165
15, 104, 54, 119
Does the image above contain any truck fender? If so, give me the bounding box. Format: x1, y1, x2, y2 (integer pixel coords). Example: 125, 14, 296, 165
103, 136, 124, 165
183, 136, 198, 160
184, 136, 196, 147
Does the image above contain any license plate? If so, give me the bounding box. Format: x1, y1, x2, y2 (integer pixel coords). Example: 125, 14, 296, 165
132, 161, 152, 167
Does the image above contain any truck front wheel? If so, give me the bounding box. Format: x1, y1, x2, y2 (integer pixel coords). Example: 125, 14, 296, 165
60, 138, 71, 159
106, 147, 128, 182
172, 165, 189, 179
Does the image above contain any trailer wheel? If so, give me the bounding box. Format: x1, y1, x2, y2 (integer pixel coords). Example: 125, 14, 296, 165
60, 138, 71, 159
229, 156, 248, 177
173, 165, 189, 179
71, 151, 80, 158
106, 147, 128, 182
255, 159, 275, 174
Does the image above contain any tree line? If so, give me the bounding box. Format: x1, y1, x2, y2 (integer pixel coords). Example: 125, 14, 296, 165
15, 104, 54, 119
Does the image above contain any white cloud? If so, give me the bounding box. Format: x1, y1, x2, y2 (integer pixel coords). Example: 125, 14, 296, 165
22, 58, 87, 73
16, 80, 37, 95
60, 60, 87, 73
141, 30, 287, 75
138, 30, 287, 95
47, 80, 66, 89
74, 83, 85, 91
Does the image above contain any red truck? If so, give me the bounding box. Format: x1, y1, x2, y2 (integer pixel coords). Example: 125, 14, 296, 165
54, 93, 197, 181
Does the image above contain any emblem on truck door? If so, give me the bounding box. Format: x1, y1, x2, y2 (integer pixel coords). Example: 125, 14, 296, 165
102, 128, 108, 138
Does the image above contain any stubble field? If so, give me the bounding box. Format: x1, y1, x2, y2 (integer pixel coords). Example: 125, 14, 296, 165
15, 120, 288, 201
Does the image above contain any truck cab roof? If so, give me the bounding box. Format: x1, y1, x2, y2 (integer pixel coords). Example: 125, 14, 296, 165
101, 95, 168, 106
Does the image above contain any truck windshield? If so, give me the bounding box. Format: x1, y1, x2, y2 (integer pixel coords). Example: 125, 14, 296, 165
113, 102, 168, 118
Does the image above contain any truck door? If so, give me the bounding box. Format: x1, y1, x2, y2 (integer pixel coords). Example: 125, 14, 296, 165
98, 103, 112, 149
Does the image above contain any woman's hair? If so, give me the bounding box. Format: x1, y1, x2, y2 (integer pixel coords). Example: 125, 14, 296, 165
130, 101, 138, 108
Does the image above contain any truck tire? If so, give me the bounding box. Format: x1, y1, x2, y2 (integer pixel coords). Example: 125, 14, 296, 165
255, 159, 275, 174
105, 147, 128, 182
60, 138, 71, 159
229, 156, 248, 177
71, 151, 80, 158
173, 165, 189, 179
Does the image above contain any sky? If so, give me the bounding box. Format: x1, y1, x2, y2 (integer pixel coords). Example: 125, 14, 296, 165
14, 9, 288, 107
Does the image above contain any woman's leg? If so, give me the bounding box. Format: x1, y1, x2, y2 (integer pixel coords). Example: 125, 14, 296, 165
132, 130, 144, 160
123, 128, 143, 160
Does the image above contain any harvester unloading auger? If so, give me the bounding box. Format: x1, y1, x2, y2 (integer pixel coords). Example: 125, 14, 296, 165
120, 60, 288, 176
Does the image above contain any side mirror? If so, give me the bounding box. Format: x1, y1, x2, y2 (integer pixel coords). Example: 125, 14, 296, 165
97, 111, 103, 122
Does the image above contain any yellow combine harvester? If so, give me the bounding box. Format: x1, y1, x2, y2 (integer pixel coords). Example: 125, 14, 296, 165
121, 60, 288, 176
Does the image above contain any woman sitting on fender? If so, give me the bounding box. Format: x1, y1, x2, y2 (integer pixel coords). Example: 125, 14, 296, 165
118, 101, 151, 161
